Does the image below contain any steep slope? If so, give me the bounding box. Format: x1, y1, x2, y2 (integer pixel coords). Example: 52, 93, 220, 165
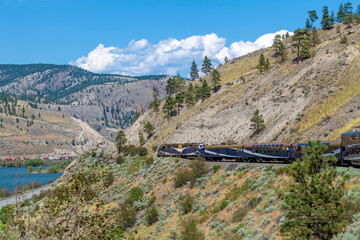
126, 23, 360, 149
0, 99, 114, 157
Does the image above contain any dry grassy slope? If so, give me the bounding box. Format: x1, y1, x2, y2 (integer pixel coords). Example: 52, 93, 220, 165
127, 23, 360, 149
0, 101, 114, 157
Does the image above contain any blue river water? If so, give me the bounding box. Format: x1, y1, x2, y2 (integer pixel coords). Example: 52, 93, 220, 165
0, 167, 63, 193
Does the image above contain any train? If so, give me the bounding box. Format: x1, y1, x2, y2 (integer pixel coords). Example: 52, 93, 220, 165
157, 131, 360, 165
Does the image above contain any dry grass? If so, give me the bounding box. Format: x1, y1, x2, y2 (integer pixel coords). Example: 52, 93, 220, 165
326, 114, 360, 141
297, 57, 360, 133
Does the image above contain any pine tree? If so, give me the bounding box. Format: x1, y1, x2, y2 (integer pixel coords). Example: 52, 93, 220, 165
280, 141, 351, 240
308, 10, 318, 29
292, 29, 308, 63
144, 121, 155, 138
310, 28, 320, 47
343, 2, 354, 28
185, 83, 195, 107
165, 77, 176, 95
250, 109, 265, 134
265, 58, 270, 71
211, 69, 221, 89
273, 34, 282, 55
149, 87, 161, 112
190, 60, 199, 81
257, 53, 266, 73
139, 131, 145, 146
200, 80, 211, 101
285, 32, 290, 38
163, 96, 176, 120
305, 18, 311, 30
300, 39, 311, 59
175, 92, 184, 115
278, 41, 287, 62
337, 3, 345, 23
321, 6, 334, 30
115, 130, 127, 153
201, 56, 212, 75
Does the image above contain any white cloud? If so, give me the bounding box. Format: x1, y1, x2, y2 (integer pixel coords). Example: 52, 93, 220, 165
70, 30, 292, 76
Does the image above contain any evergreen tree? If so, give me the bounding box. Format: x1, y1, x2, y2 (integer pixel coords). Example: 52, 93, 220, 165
163, 96, 176, 120
138, 131, 145, 146
278, 41, 287, 62
308, 10, 318, 29
337, 3, 345, 23
185, 83, 195, 107
175, 92, 184, 114
310, 29, 320, 47
144, 121, 155, 138
149, 87, 161, 112
285, 32, 290, 38
211, 69, 221, 89
355, 5, 360, 23
331, 11, 336, 25
200, 80, 211, 101
250, 109, 265, 134
115, 130, 127, 154
305, 18, 311, 30
273, 34, 282, 55
165, 77, 176, 95
292, 29, 308, 63
265, 58, 270, 71
300, 39, 311, 59
257, 53, 266, 73
201, 56, 212, 75
343, 2, 354, 28
190, 60, 199, 81
280, 141, 351, 240
321, 6, 334, 30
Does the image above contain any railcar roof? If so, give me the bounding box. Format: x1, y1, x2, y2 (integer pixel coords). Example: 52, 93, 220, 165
292, 141, 341, 147
342, 132, 360, 136
205, 145, 242, 149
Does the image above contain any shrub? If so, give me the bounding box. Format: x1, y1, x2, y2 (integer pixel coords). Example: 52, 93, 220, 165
126, 187, 144, 204
116, 155, 125, 164
47, 166, 58, 173
104, 171, 114, 187
174, 168, 192, 188
0, 188, 10, 198
340, 36, 347, 44
247, 196, 261, 209
148, 196, 156, 206
232, 207, 247, 222
27, 166, 35, 173
146, 156, 154, 165
145, 207, 159, 225
123, 145, 138, 156
138, 147, 148, 156
220, 199, 229, 210
0, 205, 14, 224
117, 207, 137, 230
48, 179, 54, 184
180, 218, 205, 240
212, 165, 221, 172
180, 195, 194, 214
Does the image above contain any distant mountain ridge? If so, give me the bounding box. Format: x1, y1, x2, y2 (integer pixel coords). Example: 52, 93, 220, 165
0, 64, 167, 102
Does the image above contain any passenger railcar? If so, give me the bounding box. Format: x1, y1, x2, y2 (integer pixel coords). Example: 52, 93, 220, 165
342, 132, 360, 164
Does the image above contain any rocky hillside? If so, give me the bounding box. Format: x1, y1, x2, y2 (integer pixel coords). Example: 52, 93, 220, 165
0, 64, 167, 136
0, 97, 114, 157
126, 23, 360, 149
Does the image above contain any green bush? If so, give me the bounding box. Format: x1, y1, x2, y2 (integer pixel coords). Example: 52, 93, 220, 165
180, 195, 194, 214
145, 207, 159, 225
148, 196, 156, 206
104, 171, 114, 187
116, 207, 137, 230
116, 155, 125, 164
123, 145, 139, 156
145, 156, 154, 165
232, 207, 247, 222
180, 218, 205, 240
138, 147, 148, 156
0, 205, 14, 224
27, 166, 35, 173
126, 187, 144, 204
212, 165, 221, 172
174, 168, 192, 188
220, 199, 229, 210
47, 166, 59, 173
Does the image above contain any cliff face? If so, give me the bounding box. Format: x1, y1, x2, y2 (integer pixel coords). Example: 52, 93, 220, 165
126, 23, 360, 150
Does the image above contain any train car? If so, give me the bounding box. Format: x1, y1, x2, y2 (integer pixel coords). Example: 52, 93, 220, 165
291, 141, 341, 162
341, 132, 360, 164
157, 143, 203, 158
242, 143, 291, 162
200, 144, 242, 161
180, 143, 203, 158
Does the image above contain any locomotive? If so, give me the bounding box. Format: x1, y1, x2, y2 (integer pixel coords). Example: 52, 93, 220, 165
157, 131, 360, 165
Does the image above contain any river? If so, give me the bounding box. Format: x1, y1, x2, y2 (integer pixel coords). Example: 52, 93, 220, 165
0, 167, 62, 193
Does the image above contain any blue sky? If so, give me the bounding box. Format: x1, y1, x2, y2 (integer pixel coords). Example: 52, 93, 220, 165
0, 0, 348, 75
